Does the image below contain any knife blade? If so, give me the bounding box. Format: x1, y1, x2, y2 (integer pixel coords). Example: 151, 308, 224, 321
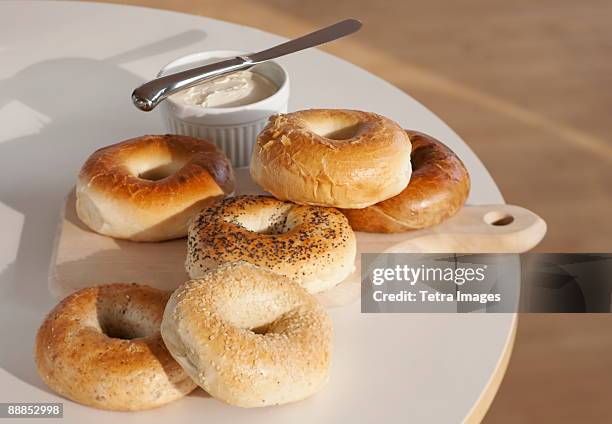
247, 18, 362, 63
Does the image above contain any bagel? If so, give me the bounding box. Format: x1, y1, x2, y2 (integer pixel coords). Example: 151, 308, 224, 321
340, 131, 470, 232
161, 262, 333, 408
186, 195, 356, 293
76, 134, 235, 242
35, 283, 197, 411
250, 109, 412, 208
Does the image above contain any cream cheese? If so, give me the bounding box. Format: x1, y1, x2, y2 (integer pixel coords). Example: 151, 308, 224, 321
174, 70, 278, 108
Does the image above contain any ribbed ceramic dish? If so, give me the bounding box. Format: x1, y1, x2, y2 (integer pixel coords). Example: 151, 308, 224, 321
158, 50, 290, 167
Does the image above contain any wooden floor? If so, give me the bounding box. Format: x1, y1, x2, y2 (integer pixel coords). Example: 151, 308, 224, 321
95, 1, 612, 421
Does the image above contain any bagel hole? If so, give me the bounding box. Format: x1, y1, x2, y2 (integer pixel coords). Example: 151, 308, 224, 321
96, 302, 158, 340
484, 211, 515, 226
216, 293, 294, 337
324, 123, 360, 140
227, 205, 295, 235
307, 120, 361, 140
250, 324, 270, 335
138, 161, 184, 181
99, 321, 141, 340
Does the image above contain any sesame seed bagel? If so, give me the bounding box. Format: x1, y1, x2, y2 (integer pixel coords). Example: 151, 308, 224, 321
340, 131, 470, 232
250, 109, 412, 208
186, 195, 356, 293
161, 263, 333, 408
35, 283, 197, 411
76, 134, 235, 242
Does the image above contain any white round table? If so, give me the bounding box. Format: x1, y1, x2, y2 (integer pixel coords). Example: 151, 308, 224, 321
0, 2, 514, 423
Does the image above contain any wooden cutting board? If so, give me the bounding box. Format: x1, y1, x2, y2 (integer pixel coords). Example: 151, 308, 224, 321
49, 169, 546, 306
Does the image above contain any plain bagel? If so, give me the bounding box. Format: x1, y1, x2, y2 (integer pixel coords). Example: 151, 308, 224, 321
186, 195, 356, 293
76, 134, 235, 242
161, 262, 333, 408
340, 131, 470, 232
250, 109, 412, 208
35, 283, 197, 411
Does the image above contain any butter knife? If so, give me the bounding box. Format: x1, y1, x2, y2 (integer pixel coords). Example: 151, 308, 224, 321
131, 18, 362, 111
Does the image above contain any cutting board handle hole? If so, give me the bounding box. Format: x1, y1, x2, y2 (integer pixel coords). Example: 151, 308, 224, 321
483, 211, 514, 226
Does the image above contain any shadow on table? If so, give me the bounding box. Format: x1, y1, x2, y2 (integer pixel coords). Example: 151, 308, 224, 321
0, 29, 206, 394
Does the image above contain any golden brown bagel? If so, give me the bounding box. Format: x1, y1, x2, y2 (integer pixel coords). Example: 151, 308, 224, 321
35, 283, 197, 411
161, 262, 333, 408
76, 134, 234, 242
250, 109, 412, 208
186, 195, 356, 293
340, 131, 470, 232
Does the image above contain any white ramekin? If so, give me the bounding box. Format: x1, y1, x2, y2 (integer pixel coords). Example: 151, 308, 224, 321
158, 50, 290, 168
